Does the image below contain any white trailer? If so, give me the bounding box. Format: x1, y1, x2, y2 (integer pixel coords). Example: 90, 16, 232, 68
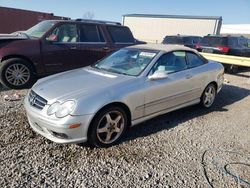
123, 14, 222, 43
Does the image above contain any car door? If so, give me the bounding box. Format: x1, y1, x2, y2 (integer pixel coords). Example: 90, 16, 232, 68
144, 51, 197, 116
77, 23, 111, 66
186, 52, 209, 96
41, 23, 82, 73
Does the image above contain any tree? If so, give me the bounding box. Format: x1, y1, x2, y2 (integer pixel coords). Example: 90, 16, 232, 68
83, 11, 95, 20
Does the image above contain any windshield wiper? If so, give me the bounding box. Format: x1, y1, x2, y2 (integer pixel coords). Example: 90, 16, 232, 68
106, 68, 130, 76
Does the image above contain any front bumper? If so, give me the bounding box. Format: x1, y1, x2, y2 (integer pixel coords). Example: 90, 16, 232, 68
24, 95, 94, 144
217, 73, 224, 93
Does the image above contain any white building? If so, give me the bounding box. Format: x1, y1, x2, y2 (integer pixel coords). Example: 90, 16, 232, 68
123, 14, 222, 43
221, 24, 250, 38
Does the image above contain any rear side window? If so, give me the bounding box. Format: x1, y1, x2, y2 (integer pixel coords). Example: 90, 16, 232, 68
238, 38, 248, 47
79, 24, 105, 42
163, 36, 184, 44
186, 52, 206, 68
107, 26, 134, 43
183, 37, 193, 44
193, 37, 201, 44
228, 37, 238, 46
200, 37, 227, 46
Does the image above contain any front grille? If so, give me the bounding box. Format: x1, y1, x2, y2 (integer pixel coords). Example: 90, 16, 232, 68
28, 90, 47, 110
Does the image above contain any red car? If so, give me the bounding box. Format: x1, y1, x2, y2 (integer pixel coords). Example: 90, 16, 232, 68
0, 19, 143, 89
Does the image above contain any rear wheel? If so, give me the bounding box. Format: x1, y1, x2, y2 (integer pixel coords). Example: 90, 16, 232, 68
225, 64, 238, 74
200, 84, 216, 108
88, 106, 128, 148
0, 58, 35, 89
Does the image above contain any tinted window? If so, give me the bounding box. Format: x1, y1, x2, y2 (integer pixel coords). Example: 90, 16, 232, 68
163, 36, 184, 44
238, 38, 248, 47
79, 24, 105, 42
200, 36, 227, 46
228, 37, 238, 46
153, 51, 187, 74
51, 24, 77, 43
107, 26, 134, 43
186, 52, 205, 68
193, 37, 202, 44
183, 37, 194, 44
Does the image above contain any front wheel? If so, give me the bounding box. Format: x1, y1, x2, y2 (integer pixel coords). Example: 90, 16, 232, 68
200, 84, 216, 108
88, 106, 128, 148
0, 58, 35, 89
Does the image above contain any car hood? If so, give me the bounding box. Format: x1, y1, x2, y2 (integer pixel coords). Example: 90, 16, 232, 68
0, 33, 27, 40
32, 67, 133, 103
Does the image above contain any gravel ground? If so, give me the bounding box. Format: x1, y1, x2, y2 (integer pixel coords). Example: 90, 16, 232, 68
0, 71, 250, 188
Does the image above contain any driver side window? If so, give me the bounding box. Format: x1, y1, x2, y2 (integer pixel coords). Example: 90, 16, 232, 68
50, 24, 77, 43
152, 51, 187, 74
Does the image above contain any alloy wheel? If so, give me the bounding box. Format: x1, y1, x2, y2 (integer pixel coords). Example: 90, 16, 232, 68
5, 63, 30, 86
96, 110, 125, 144
203, 85, 216, 107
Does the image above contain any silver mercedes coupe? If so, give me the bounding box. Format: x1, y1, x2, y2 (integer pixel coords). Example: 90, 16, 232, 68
24, 44, 224, 147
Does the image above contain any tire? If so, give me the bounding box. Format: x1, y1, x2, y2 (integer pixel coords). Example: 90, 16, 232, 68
0, 58, 35, 89
200, 84, 217, 108
226, 65, 238, 74
88, 106, 128, 148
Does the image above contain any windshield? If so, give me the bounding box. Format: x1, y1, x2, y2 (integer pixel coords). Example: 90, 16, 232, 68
92, 49, 158, 76
25, 20, 55, 38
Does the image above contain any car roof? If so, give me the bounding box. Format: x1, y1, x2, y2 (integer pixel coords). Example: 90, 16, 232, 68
128, 44, 197, 53
47, 19, 123, 26
165, 35, 201, 38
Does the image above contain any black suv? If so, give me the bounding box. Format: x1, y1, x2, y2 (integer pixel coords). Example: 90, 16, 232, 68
162, 35, 202, 49
196, 35, 250, 73
0, 19, 144, 89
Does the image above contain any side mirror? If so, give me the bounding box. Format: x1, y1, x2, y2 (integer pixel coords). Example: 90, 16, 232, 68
148, 71, 168, 80
46, 34, 58, 42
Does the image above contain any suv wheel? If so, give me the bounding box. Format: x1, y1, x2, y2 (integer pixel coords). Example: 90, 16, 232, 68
227, 65, 238, 74
88, 106, 128, 148
200, 84, 216, 108
0, 58, 35, 89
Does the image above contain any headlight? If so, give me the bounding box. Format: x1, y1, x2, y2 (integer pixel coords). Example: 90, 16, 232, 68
47, 100, 76, 118
47, 102, 60, 115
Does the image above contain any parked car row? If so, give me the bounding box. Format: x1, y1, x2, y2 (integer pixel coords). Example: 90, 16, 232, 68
0, 19, 144, 89
162, 34, 250, 73
1, 19, 225, 148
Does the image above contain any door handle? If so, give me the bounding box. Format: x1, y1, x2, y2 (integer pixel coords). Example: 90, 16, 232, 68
70, 46, 77, 50
103, 47, 110, 51
186, 74, 193, 79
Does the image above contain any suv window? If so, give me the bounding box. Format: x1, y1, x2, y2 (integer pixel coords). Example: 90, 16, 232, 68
228, 37, 238, 46
79, 24, 105, 43
51, 24, 77, 43
152, 51, 187, 74
186, 52, 205, 68
163, 36, 184, 44
238, 37, 248, 47
107, 26, 134, 43
200, 36, 227, 46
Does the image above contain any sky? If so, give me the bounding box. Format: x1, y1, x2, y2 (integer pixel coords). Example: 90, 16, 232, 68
0, 0, 249, 24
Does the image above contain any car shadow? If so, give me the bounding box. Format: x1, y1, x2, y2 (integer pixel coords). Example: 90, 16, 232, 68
0, 84, 10, 93
122, 84, 250, 143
